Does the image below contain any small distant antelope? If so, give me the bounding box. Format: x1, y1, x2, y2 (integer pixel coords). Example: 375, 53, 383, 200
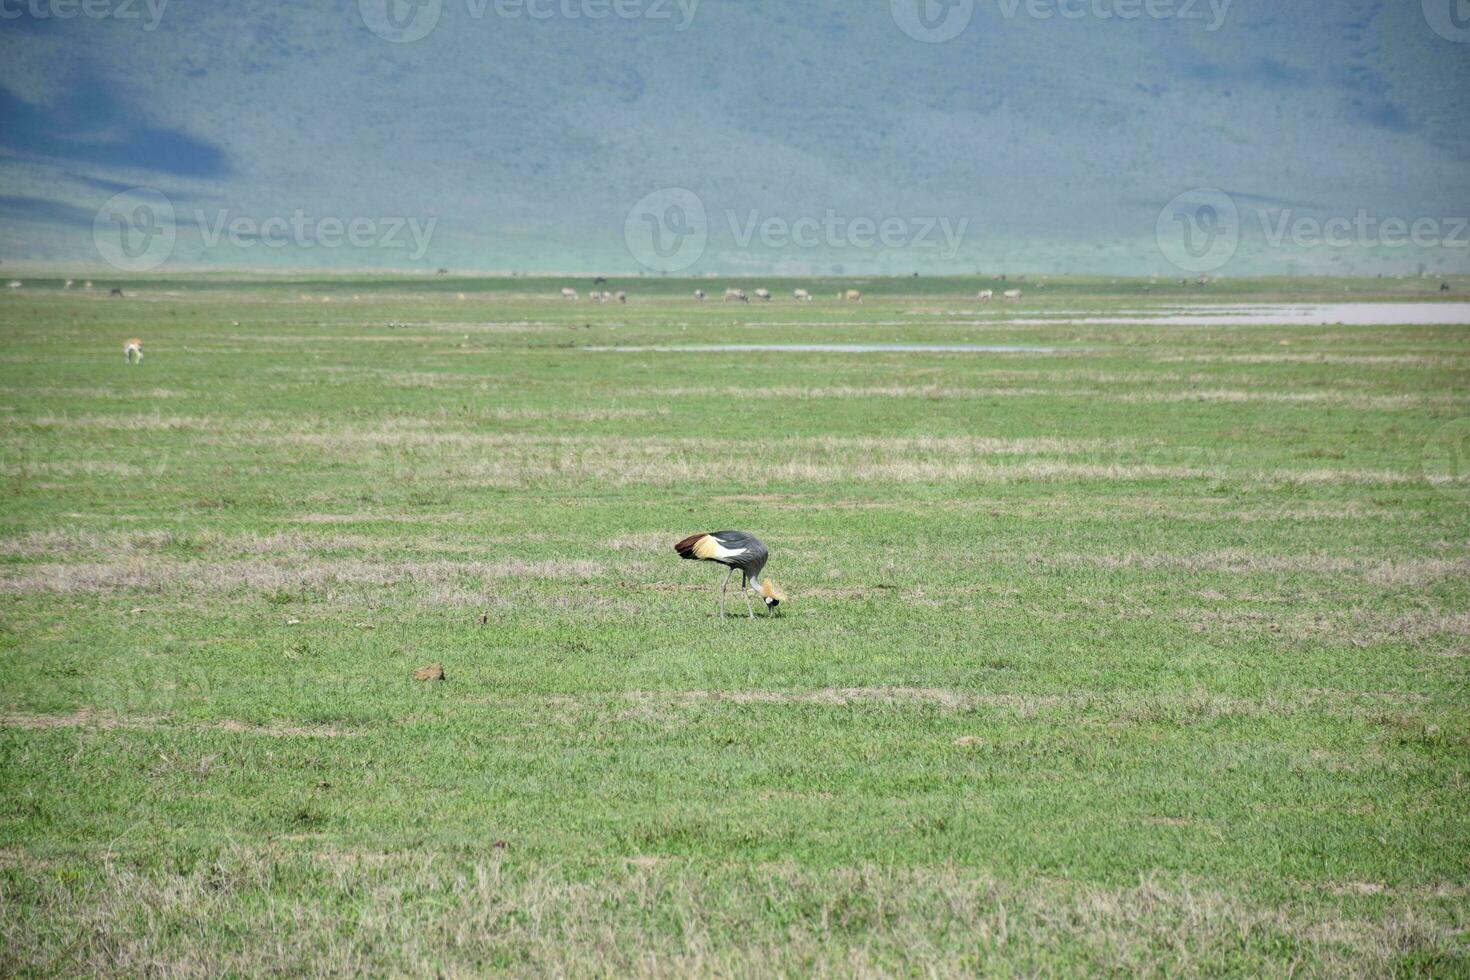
615, 290, 627, 303
977, 289, 994, 301
793, 288, 812, 302
843, 289, 863, 303
725, 288, 748, 303
123, 338, 143, 363
1003, 289, 1022, 301
1441, 283, 1451, 293
754, 288, 772, 301
694, 289, 708, 301
561, 288, 579, 300
110, 288, 125, 298
64, 279, 74, 289
5, 280, 20, 290
83, 281, 94, 290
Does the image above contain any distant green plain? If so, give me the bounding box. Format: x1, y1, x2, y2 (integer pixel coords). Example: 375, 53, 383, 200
1, 276, 1466, 976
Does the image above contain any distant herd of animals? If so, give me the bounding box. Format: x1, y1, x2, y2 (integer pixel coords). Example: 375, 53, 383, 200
562, 288, 627, 303
0, 275, 1457, 372
560, 286, 1029, 303
1, 279, 1457, 304
553, 281, 1456, 303
5, 280, 123, 296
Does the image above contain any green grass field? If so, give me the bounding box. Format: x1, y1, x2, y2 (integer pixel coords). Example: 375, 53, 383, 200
1, 276, 1467, 976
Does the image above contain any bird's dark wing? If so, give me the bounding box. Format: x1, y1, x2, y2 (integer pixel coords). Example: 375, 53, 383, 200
710, 531, 768, 569
675, 531, 768, 570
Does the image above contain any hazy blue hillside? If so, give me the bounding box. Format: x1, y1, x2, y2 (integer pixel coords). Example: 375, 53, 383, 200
2, 0, 1467, 274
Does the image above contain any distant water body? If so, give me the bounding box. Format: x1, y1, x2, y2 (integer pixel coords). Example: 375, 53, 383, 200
988, 303, 1470, 327
583, 304, 1470, 356
584, 344, 1067, 354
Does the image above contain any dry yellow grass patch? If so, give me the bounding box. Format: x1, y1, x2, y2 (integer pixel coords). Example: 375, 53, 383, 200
1111, 389, 1467, 410
0, 556, 603, 597
606, 532, 675, 552
630, 384, 1075, 400
1058, 550, 1470, 585
0, 529, 374, 560
0, 385, 184, 400
26, 413, 213, 431
188, 429, 1436, 489
532, 688, 1437, 724
0, 460, 148, 479
0, 529, 174, 558
1157, 353, 1469, 366
0, 711, 351, 738
1, 851, 1458, 978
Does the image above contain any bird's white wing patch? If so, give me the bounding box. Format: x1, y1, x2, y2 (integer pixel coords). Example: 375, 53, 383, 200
709, 542, 748, 560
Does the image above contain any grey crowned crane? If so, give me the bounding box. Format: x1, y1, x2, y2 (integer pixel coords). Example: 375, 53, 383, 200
675, 531, 787, 619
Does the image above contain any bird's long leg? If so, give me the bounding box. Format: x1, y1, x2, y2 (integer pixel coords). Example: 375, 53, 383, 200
719, 567, 736, 620
739, 571, 756, 619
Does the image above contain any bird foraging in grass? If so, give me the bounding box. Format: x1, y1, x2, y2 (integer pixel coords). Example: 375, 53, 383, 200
675, 531, 786, 619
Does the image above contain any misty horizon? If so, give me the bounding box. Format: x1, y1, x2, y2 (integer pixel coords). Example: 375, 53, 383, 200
2, 0, 1468, 277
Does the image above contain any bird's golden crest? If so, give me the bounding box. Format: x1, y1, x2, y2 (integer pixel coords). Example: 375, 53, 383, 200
760, 579, 788, 604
